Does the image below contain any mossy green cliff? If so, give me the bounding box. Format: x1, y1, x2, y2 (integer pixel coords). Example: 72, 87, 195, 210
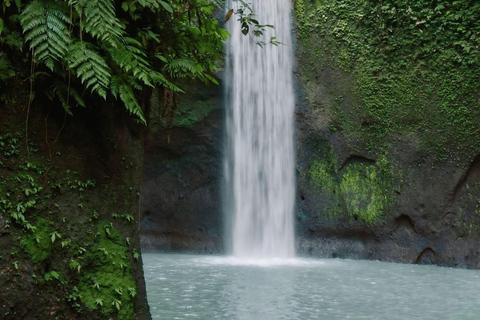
295, 0, 480, 159
294, 0, 480, 266
0, 101, 149, 319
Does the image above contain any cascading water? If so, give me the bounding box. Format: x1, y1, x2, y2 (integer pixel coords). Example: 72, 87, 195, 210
224, 0, 296, 258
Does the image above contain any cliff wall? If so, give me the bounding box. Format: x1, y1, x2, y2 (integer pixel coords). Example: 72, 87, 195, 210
139, 1, 480, 268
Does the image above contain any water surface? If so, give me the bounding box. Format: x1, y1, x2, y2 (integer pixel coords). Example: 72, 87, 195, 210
144, 253, 480, 320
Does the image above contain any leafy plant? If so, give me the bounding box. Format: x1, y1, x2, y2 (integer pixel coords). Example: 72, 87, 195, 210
50, 230, 61, 243
1, 0, 274, 126
44, 270, 61, 282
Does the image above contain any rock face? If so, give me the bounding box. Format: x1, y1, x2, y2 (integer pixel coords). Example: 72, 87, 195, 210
0, 100, 150, 319
139, 54, 480, 269
140, 4, 480, 269
140, 85, 224, 253
294, 81, 480, 268
292, 0, 480, 268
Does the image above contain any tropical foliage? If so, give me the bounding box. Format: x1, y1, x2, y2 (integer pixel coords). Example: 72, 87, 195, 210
0, 0, 267, 124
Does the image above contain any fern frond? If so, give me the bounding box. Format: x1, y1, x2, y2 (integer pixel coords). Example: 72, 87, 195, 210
20, 1, 71, 70
0, 51, 14, 81
110, 76, 146, 124
163, 58, 203, 78
48, 80, 86, 114
70, 0, 125, 48
108, 37, 154, 86
203, 73, 219, 85
135, 0, 173, 14
149, 70, 183, 92
161, 57, 219, 85
3, 30, 24, 51
67, 41, 111, 99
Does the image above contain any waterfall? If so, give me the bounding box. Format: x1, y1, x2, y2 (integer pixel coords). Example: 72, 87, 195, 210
224, 0, 296, 258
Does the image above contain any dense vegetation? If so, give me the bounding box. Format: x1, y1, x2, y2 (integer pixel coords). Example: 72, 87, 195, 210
294, 0, 480, 225
0, 123, 147, 319
0, 0, 231, 125
295, 0, 480, 161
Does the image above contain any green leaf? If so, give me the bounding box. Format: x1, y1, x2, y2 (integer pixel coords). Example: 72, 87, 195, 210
218, 28, 230, 40
67, 42, 111, 99
159, 0, 173, 13
50, 231, 61, 243
116, 81, 146, 124
241, 22, 249, 35
20, 1, 71, 70
76, 0, 125, 48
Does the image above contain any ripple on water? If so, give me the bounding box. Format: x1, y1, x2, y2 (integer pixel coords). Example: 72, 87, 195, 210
144, 253, 480, 320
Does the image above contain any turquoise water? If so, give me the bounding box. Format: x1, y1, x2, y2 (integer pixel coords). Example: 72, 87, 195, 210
143, 253, 480, 320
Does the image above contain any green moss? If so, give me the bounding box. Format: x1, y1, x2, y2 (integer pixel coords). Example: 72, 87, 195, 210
20, 218, 55, 263
309, 153, 396, 224
340, 164, 387, 223
173, 100, 220, 128
1, 132, 139, 319
310, 161, 337, 195
453, 181, 480, 236
294, 0, 480, 161
76, 222, 136, 320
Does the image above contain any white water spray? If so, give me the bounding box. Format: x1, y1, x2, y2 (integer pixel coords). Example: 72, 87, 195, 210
224, 0, 296, 258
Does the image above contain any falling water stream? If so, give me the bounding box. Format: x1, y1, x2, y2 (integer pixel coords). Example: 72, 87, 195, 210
224, 0, 296, 258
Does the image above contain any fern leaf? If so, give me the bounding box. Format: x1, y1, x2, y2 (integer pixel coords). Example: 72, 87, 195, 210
108, 37, 154, 87
48, 80, 86, 114
0, 51, 14, 81
163, 58, 199, 78
203, 73, 219, 85
111, 76, 146, 124
149, 70, 182, 92
4, 30, 24, 51
70, 0, 125, 48
67, 41, 111, 99
20, 1, 71, 70
135, 0, 173, 13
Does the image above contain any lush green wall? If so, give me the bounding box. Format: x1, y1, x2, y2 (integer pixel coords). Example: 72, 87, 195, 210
295, 0, 480, 161
0, 104, 149, 319
294, 0, 480, 266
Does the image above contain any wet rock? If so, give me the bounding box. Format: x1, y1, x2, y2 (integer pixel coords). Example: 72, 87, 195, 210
140, 84, 224, 253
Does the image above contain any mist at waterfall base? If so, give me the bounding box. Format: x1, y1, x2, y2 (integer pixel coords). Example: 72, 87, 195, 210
144, 253, 480, 320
